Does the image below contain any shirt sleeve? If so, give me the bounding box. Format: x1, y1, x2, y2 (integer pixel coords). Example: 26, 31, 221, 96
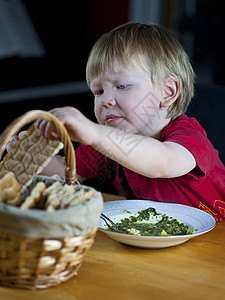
75, 145, 107, 179
160, 116, 217, 175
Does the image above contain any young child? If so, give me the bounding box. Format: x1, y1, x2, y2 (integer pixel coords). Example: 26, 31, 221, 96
12, 23, 225, 221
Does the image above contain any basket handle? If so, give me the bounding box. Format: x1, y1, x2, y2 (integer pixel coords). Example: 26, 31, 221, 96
0, 110, 77, 185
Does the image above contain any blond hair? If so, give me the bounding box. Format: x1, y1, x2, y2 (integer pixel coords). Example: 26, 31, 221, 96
86, 22, 195, 119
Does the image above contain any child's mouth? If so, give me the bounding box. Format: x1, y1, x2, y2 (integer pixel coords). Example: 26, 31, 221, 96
104, 115, 123, 125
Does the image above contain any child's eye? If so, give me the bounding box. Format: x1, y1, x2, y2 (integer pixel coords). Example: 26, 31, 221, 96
94, 89, 104, 96
117, 84, 128, 90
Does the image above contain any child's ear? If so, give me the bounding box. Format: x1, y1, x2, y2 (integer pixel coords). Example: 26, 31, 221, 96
160, 77, 179, 108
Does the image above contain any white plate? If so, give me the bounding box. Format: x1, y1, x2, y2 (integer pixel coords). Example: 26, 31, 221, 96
98, 200, 216, 249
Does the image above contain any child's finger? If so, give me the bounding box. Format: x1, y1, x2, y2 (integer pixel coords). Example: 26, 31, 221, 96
18, 131, 27, 139
35, 119, 47, 136
6, 143, 12, 152
35, 119, 58, 138
10, 136, 19, 145
44, 121, 58, 138
5, 135, 19, 152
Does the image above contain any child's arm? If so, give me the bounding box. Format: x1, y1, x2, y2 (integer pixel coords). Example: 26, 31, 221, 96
38, 107, 196, 179
37, 107, 196, 179
94, 126, 196, 178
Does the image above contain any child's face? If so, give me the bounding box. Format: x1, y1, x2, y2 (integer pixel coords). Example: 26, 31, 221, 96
90, 64, 170, 138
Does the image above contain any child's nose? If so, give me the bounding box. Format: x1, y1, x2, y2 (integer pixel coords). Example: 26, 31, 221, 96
101, 92, 116, 108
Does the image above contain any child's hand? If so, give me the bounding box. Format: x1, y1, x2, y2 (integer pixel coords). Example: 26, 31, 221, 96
6, 131, 27, 152
35, 107, 98, 145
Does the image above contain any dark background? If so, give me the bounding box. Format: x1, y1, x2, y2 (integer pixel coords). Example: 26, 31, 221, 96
1, 0, 225, 192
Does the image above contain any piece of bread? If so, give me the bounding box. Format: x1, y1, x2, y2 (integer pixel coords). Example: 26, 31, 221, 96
0, 172, 95, 211
0, 125, 64, 192
21, 181, 46, 209
43, 183, 95, 212
0, 172, 23, 206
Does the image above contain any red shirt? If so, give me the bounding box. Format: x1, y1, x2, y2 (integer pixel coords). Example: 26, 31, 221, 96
76, 115, 225, 221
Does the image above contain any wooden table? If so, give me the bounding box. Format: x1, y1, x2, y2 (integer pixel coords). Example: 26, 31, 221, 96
1, 193, 225, 300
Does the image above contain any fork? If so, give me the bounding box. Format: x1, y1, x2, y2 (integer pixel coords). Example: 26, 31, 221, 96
100, 213, 128, 232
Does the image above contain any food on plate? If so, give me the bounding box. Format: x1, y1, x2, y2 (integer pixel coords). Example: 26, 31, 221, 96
106, 207, 196, 236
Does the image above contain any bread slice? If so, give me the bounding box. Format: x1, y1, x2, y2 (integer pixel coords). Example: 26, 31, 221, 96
0, 125, 64, 192
0, 172, 23, 206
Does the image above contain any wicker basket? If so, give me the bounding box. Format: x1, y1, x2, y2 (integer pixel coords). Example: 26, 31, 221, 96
0, 110, 103, 289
